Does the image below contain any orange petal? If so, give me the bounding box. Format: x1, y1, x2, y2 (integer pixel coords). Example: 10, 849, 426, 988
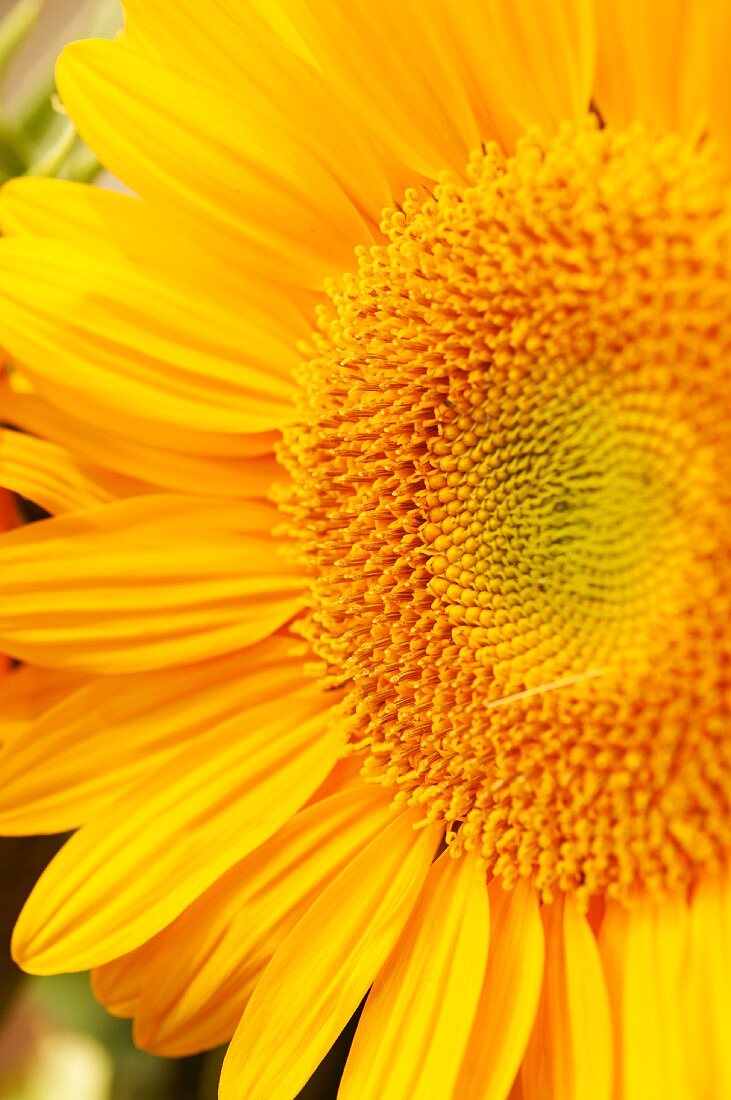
92, 938, 159, 1020
0, 664, 87, 746
454, 0, 595, 140
594, 0, 714, 136
708, 2, 731, 166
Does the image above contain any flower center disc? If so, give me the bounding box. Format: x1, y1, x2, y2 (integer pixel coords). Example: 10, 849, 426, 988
281, 120, 731, 903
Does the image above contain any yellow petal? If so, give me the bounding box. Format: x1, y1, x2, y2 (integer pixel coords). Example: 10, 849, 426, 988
0, 664, 86, 745
1, 178, 154, 256
0, 177, 311, 324
600, 894, 693, 1100
127, 0, 470, 185
262, 0, 477, 178
219, 811, 440, 1100
130, 785, 397, 1056
2, 371, 278, 459
457, 878, 544, 1100
118, 13, 160, 57
594, 0, 713, 135
454, 0, 595, 139
0, 495, 305, 673
0, 427, 146, 514
340, 851, 489, 1100
303, 755, 365, 804
708, 2, 731, 166
56, 40, 371, 290
12, 682, 341, 972
520, 896, 613, 1100
0, 636, 306, 835
119, 0, 392, 217
0, 238, 298, 437
89, 757, 366, 1025
2, 379, 279, 500
120, 0, 314, 81
686, 871, 731, 1098
260, 0, 594, 178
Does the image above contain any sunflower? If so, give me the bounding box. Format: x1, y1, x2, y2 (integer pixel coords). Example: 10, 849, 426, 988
0, 2, 730, 1097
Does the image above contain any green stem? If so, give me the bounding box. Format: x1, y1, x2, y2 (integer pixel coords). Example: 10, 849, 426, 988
0, 120, 27, 182
0, 0, 42, 82
24, 117, 78, 177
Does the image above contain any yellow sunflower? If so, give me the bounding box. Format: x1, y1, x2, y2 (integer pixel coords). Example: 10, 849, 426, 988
0, 2, 730, 1097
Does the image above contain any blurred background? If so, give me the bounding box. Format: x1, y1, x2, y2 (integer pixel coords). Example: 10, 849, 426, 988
0, 1, 356, 1096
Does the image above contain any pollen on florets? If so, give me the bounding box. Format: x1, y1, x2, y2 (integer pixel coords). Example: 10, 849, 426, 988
278, 119, 731, 904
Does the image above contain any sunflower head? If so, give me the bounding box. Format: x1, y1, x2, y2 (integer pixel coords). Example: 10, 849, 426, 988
281, 118, 731, 903
0, 4, 731, 1100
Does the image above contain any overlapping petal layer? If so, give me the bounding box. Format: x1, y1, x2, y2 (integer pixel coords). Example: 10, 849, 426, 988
0, 177, 304, 316
0, 664, 87, 745
220, 813, 440, 1099
127, 785, 397, 1055
0, 638, 307, 834
0, 496, 305, 672
595, 0, 713, 134
1, 379, 279, 498
0, 239, 299, 438
0, 427, 147, 514
686, 872, 731, 1097
457, 880, 544, 1100
12, 675, 341, 972
339, 851, 489, 1100
601, 897, 694, 1100
520, 899, 612, 1100
56, 40, 374, 290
